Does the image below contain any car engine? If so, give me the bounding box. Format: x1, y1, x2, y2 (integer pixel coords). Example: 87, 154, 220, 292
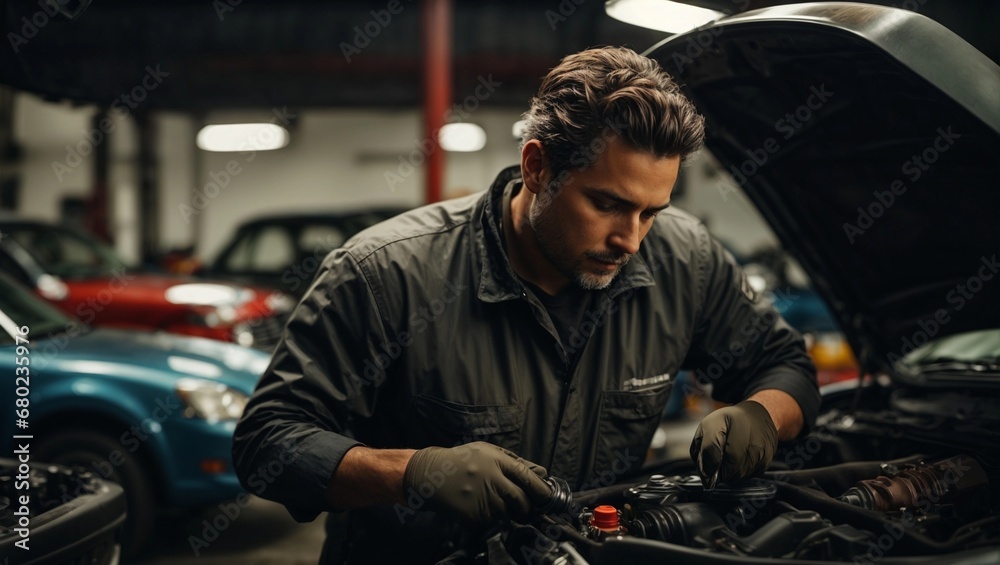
486, 385, 1000, 564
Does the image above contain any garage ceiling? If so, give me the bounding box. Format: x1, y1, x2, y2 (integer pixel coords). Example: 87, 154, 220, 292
1, 0, 668, 111
1, 0, 996, 112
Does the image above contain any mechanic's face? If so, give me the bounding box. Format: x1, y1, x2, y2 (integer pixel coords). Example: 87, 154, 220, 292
521, 136, 680, 290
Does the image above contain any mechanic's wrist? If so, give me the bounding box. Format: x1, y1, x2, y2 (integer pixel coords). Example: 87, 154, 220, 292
325, 446, 418, 509
746, 390, 803, 441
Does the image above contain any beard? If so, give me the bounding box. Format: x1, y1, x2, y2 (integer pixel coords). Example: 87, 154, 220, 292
527, 192, 630, 290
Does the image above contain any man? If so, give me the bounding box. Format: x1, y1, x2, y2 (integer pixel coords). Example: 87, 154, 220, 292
233, 46, 819, 563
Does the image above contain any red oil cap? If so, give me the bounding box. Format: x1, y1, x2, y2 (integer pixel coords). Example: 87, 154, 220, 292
591, 505, 619, 531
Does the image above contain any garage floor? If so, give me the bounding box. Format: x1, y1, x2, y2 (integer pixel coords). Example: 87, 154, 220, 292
136, 497, 326, 565
133, 418, 700, 564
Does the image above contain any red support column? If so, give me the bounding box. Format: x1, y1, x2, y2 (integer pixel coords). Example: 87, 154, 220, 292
421, 0, 452, 204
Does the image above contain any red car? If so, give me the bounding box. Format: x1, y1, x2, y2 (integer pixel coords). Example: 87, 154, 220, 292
0, 219, 294, 350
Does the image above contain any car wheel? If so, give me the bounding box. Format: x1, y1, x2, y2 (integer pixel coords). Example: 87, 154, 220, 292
35, 430, 157, 559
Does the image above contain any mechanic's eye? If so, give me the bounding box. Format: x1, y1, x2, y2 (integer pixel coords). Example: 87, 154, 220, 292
594, 199, 617, 212
641, 210, 660, 220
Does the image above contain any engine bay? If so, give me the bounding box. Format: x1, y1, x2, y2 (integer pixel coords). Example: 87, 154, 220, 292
488, 385, 1000, 564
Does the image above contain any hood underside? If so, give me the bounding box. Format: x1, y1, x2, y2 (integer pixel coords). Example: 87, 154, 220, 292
651, 3, 1000, 371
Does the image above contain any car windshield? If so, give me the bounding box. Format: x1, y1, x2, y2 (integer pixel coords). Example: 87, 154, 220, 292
347, 211, 400, 231
216, 212, 401, 274
902, 329, 1000, 368
6, 225, 129, 279
0, 273, 75, 344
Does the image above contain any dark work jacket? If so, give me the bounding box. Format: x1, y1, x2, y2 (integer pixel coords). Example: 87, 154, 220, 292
232, 165, 819, 563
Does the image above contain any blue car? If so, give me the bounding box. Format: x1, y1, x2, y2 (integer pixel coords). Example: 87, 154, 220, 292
0, 272, 269, 557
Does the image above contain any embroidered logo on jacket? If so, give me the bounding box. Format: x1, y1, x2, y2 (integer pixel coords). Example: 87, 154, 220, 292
623, 372, 671, 391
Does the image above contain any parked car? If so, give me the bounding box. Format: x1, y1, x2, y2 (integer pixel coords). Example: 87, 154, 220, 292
479, 4, 1000, 564
0, 219, 294, 350
199, 208, 408, 298
0, 271, 270, 557
0, 457, 126, 563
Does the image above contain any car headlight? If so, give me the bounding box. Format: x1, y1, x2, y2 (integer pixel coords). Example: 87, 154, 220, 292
38, 274, 69, 301
266, 292, 295, 313
175, 378, 248, 423
232, 322, 255, 347
186, 305, 238, 328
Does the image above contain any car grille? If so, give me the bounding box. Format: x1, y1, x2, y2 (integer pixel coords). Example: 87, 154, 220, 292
249, 313, 289, 351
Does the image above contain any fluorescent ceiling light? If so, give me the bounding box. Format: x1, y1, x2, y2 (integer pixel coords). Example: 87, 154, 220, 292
512, 119, 528, 140
165, 283, 253, 307
197, 123, 289, 152
439, 123, 487, 152
605, 0, 724, 34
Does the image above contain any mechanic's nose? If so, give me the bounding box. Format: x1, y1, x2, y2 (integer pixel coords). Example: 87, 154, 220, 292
609, 217, 642, 256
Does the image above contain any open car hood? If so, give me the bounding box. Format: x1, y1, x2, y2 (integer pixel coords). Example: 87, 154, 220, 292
650, 3, 1000, 374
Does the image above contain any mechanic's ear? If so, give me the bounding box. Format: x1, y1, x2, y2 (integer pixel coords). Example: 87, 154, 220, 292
520, 139, 550, 196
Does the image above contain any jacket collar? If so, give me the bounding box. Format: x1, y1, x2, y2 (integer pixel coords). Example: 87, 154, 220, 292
475, 165, 655, 303
475, 165, 524, 303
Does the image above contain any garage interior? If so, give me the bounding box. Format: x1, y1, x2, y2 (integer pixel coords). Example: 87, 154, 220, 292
1, 1, 998, 564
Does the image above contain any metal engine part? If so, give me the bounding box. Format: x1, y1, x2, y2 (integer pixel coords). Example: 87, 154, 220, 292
839, 455, 990, 514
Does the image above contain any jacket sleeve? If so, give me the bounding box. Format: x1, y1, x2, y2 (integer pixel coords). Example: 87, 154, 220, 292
680, 228, 821, 437
232, 247, 390, 522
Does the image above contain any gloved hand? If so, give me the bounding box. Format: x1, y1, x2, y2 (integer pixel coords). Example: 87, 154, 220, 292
402, 441, 551, 524
689, 400, 778, 486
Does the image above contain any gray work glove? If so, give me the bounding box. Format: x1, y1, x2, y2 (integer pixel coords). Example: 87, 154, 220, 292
689, 400, 778, 486
402, 441, 550, 524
